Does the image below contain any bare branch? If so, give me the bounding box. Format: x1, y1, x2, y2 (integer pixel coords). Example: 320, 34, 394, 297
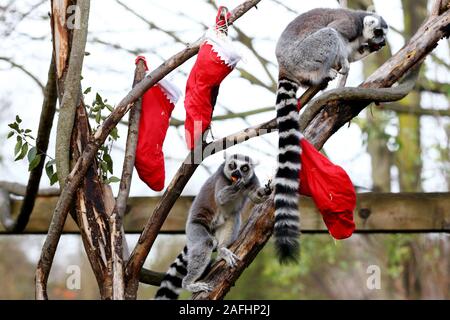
139, 268, 165, 286
0, 181, 59, 197
55, 0, 90, 187
299, 70, 418, 131
271, 0, 298, 14
110, 59, 147, 300
0, 56, 44, 91
378, 103, 450, 117
115, 0, 186, 45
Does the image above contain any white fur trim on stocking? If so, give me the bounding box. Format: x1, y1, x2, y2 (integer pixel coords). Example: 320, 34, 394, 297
155, 77, 182, 105
204, 28, 241, 68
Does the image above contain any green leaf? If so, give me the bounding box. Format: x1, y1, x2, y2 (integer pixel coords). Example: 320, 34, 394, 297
95, 93, 103, 106
16, 115, 22, 123
45, 162, 54, 180
107, 176, 120, 184
15, 142, 28, 161
103, 153, 113, 174
14, 136, 22, 156
46, 159, 56, 167
100, 161, 108, 174
8, 122, 20, 133
110, 127, 119, 140
7, 131, 14, 139
95, 111, 101, 124
24, 129, 32, 133
84, 51, 90, 56
28, 154, 41, 171
84, 87, 91, 94
27, 146, 37, 162
50, 172, 58, 185
105, 104, 114, 112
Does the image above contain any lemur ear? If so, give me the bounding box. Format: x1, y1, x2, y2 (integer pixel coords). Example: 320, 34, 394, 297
364, 15, 378, 27
251, 158, 260, 166
366, 5, 376, 13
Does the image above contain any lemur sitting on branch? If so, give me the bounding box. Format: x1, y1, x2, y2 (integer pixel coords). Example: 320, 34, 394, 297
273, 8, 388, 262
155, 153, 272, 299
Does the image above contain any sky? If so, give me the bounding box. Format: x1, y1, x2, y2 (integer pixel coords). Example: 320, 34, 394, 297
0, 0, 449, 199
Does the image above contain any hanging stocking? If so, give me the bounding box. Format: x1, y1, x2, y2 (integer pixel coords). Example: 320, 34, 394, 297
184, 6, 241, 149
134, 56, 182, 191
299, 138, 356, 239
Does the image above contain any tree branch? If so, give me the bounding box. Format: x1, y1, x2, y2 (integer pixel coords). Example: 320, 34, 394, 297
139, 268, 165, 286
115, 0, 186, 45
0, 181, 59, 197
299, 69, 418, 131
110, 59, 147, 299
55, 0, 90, 187
378, 103, 450, 117
0, 56, 45, 91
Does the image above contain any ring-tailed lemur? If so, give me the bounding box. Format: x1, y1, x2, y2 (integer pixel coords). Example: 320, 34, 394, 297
274, 8, 388, 263
155, 153, 272, 299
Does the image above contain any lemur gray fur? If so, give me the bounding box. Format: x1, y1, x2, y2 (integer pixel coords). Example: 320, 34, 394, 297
155, 153, 272, 299
274, 8, 388, 263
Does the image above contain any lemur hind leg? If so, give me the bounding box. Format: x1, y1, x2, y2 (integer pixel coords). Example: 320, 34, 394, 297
182, 242, 214, 293
336, 58, 350, 87
183, 224, 215, 293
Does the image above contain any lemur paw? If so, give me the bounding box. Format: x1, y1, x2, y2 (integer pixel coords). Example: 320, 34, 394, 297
338, 59, 350, 75
184, 282, 213, 293
328, 69, 339, 80
219, 247, 240, 268
263, 180, 273, 196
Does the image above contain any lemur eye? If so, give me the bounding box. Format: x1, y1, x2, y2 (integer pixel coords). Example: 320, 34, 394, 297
228, 162, 236, 170
374, 28, 383, 37
241, 165, 249, 172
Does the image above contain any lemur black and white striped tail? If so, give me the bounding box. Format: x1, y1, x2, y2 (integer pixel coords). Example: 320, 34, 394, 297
154, 246, 188, 300
274, 77, 301, 263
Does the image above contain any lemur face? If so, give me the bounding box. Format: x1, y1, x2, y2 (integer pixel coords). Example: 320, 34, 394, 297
363, 14, 388, 52
223, 153, 257, 184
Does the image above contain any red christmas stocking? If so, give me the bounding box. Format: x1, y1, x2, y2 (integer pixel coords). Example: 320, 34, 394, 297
299, 138, 356, 239
134, 56, 182, 191
184, 7, 241, 150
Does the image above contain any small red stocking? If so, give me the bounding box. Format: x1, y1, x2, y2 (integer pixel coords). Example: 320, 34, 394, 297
184, 7, 241, 149
134, 56, 182, 191
299, 138, 356, 239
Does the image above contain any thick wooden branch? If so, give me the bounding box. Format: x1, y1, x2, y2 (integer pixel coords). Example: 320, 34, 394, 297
4, 193, 450, 234
55, 0, 90, 187
110, 59, 147, 300
299, 70, 418, 131
0, 181, 59, 197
